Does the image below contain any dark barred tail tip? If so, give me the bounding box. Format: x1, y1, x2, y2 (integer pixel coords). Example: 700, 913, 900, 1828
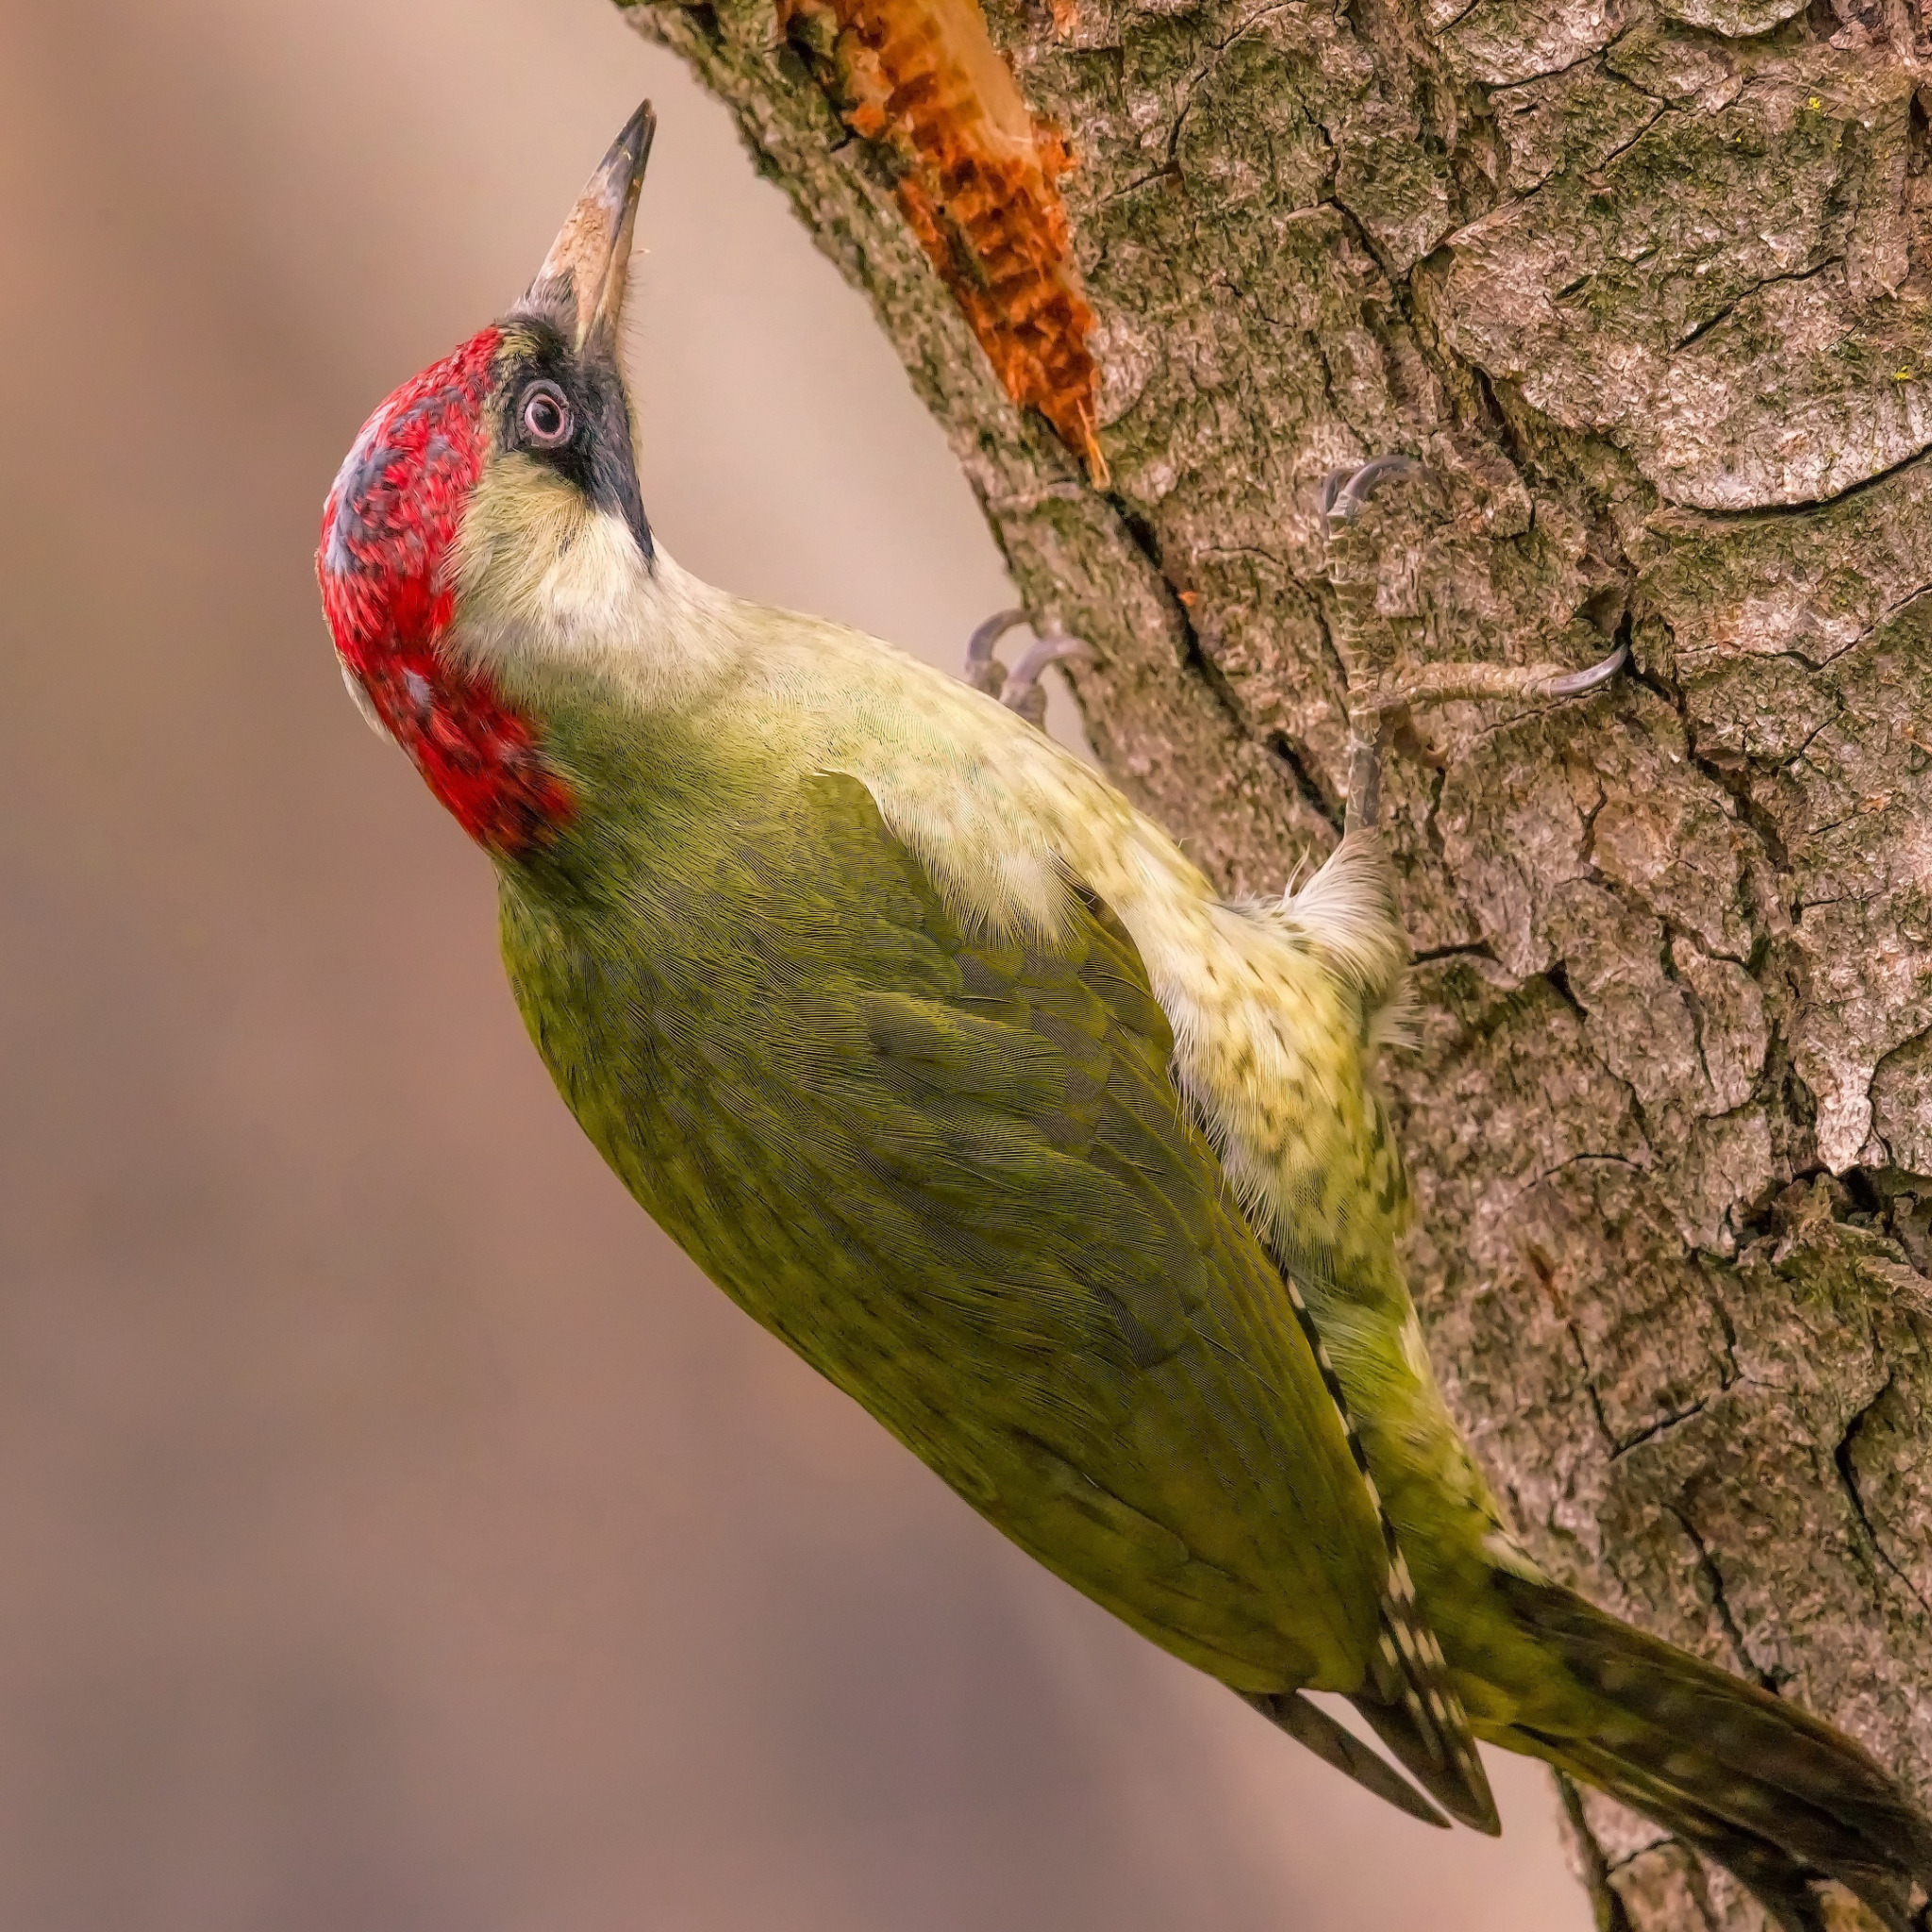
1248, 1691, 1450, 1829
1348, 1517, 1497, 1835
1494, 1570, 1932, 1932
1352, 1637, 1501, 1838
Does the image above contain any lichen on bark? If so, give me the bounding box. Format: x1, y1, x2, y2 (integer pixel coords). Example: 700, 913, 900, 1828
611, 0, 1932, 1921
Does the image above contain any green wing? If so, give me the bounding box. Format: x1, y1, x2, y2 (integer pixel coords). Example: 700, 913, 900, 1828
504, 768, 1420, 1708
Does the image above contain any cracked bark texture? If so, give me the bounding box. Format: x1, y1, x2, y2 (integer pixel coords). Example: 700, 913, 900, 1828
611, 0, 1932, 1921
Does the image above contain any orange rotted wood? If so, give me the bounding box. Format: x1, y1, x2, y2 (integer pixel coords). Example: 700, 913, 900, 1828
780, 0, 1108, 486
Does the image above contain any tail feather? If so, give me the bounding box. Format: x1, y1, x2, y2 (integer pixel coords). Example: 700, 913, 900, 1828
1265, 1256, 1500, 1834
1493, 1571, 1932, 1931
1518, 1577, 1930, 1857
1348, 1682, 1502, 1834
1246, 1690, 1451, 1829
1530, 1730, 1913, 1932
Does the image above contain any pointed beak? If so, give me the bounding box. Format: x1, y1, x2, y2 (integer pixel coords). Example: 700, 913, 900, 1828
521, 101, 656, 353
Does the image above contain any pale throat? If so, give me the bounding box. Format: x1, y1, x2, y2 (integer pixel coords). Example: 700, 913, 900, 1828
451, 486, 743, 719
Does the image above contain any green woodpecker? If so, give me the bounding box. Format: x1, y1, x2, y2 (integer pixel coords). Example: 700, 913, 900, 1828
319, 104, 1932, 1930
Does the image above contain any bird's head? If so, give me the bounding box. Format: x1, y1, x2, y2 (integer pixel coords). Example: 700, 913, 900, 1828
318, 103, 658, 855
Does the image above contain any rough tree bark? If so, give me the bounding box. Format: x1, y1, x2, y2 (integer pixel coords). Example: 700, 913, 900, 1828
610, 0, 1932, 1920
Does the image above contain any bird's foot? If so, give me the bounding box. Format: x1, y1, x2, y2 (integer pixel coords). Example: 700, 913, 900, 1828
1319, 455, 1629, 834
965, 608, 1092, 731
1321, 454, 1426, 524
1341, 641, 1628, 834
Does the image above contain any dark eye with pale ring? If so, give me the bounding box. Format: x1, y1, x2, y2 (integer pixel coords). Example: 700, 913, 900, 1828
519, 381, 574, 449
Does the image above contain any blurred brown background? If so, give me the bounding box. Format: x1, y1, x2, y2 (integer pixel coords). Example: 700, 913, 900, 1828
0, 1, 1591, 1925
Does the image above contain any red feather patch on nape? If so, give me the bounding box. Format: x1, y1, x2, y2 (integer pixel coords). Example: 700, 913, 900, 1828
318, 325, 575, 856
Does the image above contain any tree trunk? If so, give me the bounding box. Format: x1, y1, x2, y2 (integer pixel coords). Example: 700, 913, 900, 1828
611, 0, 1932, 1919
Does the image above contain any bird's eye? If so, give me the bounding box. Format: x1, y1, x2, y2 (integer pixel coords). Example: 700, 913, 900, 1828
519, 381, 573, 449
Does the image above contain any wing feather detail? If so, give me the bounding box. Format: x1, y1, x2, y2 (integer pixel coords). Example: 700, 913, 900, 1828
503, 768, 1480, 1814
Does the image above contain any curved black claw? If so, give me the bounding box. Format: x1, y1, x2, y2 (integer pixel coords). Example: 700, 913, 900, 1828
1322, 454, 1424, 523
965, 608, 1028, 698
1528, 638, 1628, 700
964, 610, 1092, 729
1000, 633, 1091, 721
